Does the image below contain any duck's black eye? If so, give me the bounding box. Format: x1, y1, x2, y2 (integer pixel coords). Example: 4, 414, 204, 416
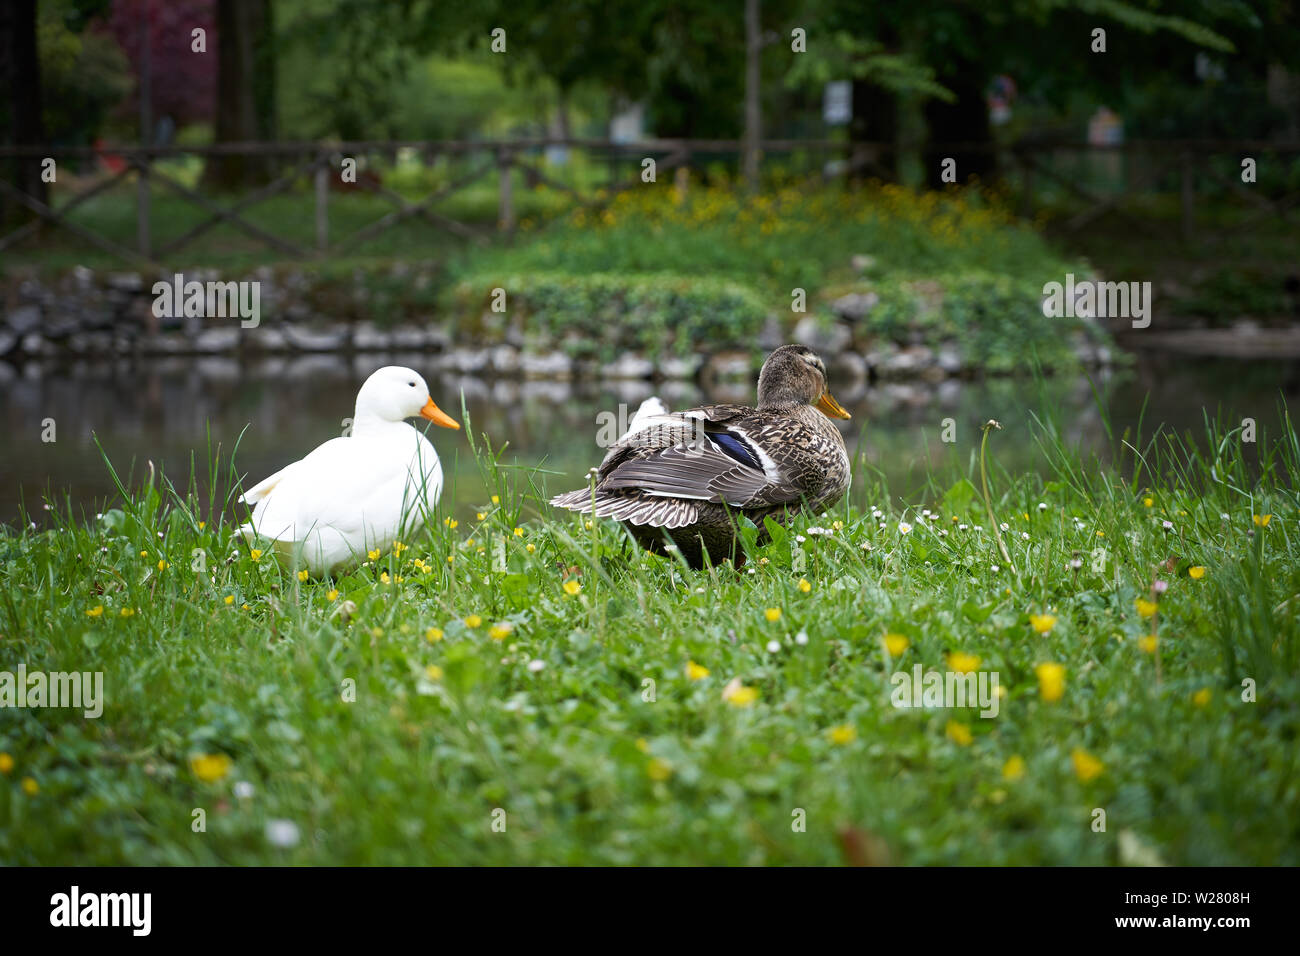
408, 381, 416, 387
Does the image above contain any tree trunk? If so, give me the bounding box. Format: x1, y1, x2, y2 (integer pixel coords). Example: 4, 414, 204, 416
202, 0, 276, 190
850, 79, 897, 182
0, 0, 48, 227
924, 62, 995, 188
742, 0, 761, 191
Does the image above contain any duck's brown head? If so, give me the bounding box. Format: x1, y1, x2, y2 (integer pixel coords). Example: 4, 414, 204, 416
756, 344, 851, 419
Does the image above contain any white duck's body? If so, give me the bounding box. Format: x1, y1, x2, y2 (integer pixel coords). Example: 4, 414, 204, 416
238, 366, 460, 575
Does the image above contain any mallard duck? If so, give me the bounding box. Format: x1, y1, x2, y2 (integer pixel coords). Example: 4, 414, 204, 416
238, 366, 460, 575
550, 344, 851, 567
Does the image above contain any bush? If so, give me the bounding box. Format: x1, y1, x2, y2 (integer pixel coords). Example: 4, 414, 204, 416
831, 271, 1103, 373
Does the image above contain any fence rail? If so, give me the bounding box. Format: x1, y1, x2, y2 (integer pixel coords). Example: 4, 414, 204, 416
2, 138, 1298, 268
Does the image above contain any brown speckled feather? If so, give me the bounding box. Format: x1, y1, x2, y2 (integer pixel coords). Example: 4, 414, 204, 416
551, 347, 852, 568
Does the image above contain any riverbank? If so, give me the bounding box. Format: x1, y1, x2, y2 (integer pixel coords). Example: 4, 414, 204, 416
1, 413, 1296, 864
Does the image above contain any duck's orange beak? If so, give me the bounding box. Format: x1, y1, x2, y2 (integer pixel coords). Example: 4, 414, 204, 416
420, 397, 460, 429
816, 391, 851, 420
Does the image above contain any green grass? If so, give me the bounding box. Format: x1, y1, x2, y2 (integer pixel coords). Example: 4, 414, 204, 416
1, 400, 1298, 865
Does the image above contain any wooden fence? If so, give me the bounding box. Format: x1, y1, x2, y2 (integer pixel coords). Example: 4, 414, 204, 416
1, 138, 1297, 268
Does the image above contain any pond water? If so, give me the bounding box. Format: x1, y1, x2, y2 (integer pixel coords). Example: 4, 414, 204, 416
1, 351, 1295, 528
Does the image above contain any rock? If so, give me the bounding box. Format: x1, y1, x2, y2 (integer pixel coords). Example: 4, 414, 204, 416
7, 305, 41, 336
490, 345, 520, 374
936, 346, 963, 374
194, 328, 242, 353
106, 272, 143, 292
830, 292, 880, 322
877, 345, 935, 380
441, 347, 492, 374
67, 332, 113, 354
658, 355, 702, 380
601, 353, 654, 380
247, 327, 288, 351
520, 350, 574, 380
0, 331, 17, 357
701, 350, 752, 383
758, 315, 785, 350
352, 323, 392, 350
390, 326, 429, 349
282, 325, 347, 352
831, 351, 869, 385
44, 316, 81, 340
792, 315, 852, 354
20, 333, 51, 356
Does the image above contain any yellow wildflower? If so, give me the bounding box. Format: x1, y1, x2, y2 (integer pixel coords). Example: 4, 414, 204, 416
1138, 635, 1158, 654
946, 721, 973, 746
444, 518, 458, 529
224, 595, 235, 605
367, 549, 380, 561
764, 607, 782, 622
948, 651, 980, 673
1135, 598, 1158, 618
190, 753, 232, 783
119, 607, 134, 618
157, 560, 168, 572
685, 660, 710, 681
21, 777, 39, 796
1029, 614, 1057, 634
297, 569, 309, 582
646, 757, 673, 781
489, 622, 513, 641
563, 579, 582, 596
425, 665, 444, 682
884, 633, 910, 656
326, 589, 339, 601
1253, 514, 1271, 527
1071, 748, 1104, 782
1035, 662, 1066, 703
85, 605, 104, 618
1188, 566, 1206, 580
829, 724, 857, 745
514, 527, 524, 537
1002, 755, 1026, 781
526, 543, 536, 554
0, 753, 13, 774
1192, 688, 1212, 708
797, 578, 812, 593
250, 549, 263, 562
425, 627, 443, 643
464, 614, 482, 629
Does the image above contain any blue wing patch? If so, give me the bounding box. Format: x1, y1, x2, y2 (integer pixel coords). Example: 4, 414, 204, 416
709, 431, 764, 472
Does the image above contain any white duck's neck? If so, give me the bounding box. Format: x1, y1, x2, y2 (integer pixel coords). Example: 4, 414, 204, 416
351, 410, 416, 439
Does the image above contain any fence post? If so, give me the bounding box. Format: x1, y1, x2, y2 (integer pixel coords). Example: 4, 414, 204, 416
1180, 151, 1194, 241
498, 147, 514, 234
314, 153, 329, 252
136, 156, 151, 259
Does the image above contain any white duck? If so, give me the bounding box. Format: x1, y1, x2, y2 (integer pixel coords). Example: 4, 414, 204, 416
238, 366, 460, 575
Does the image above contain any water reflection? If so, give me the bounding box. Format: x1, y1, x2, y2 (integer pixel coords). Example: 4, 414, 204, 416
1, 353, 1293, 525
